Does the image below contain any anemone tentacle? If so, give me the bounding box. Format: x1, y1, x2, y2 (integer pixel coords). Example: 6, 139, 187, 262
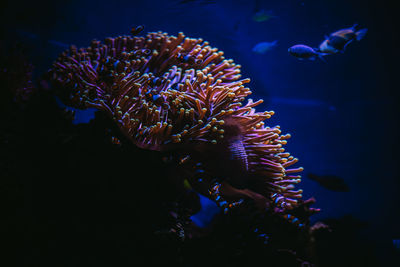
49, 29, 304, 211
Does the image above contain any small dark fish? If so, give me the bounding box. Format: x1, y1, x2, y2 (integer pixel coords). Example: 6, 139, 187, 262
252, 40, 278, 54
318, 24, 367, 54
330, 24, 367, 42
327, 35, 351, 51
307, 173, 349, 192
288, 44, 327, 61
252, 10, 277, 22
318, 39, 338, 54
319, 35, 355, 54
131, 25, 144, 36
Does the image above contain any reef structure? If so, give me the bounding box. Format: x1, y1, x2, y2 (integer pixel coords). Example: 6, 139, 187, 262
48, 28, 307, 218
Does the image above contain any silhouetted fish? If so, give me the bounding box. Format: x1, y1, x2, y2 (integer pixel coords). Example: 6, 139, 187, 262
318, 24, 367, 54
318, 39, 338, 54
288, 44, 328, 61
330, 24, 367, 42
252, 10, 277, 22
252, 40, 278, 54
307, 173, 349, 192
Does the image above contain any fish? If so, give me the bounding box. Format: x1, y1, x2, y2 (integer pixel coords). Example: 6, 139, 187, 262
288, 44, 328, 61
307, 173, 350, 192
330, 24, 367, 42
318, 24, 367, 54
318, 39, 339, 54
252, 40, 278, 54
252, 9, 277, 22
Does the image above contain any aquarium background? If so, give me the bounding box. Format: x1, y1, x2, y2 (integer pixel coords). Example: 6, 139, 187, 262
1, 0, 398, 266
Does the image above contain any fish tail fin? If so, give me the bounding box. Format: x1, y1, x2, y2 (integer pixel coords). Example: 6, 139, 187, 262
356, 28, 368, 41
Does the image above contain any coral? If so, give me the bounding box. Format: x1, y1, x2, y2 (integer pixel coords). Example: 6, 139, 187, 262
48, 28, 307, 220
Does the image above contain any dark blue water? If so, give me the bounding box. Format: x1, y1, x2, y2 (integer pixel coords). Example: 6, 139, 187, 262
2, 0, 398, 265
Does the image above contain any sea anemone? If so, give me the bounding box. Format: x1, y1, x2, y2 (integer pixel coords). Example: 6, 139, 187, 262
48, 28, 305, 216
